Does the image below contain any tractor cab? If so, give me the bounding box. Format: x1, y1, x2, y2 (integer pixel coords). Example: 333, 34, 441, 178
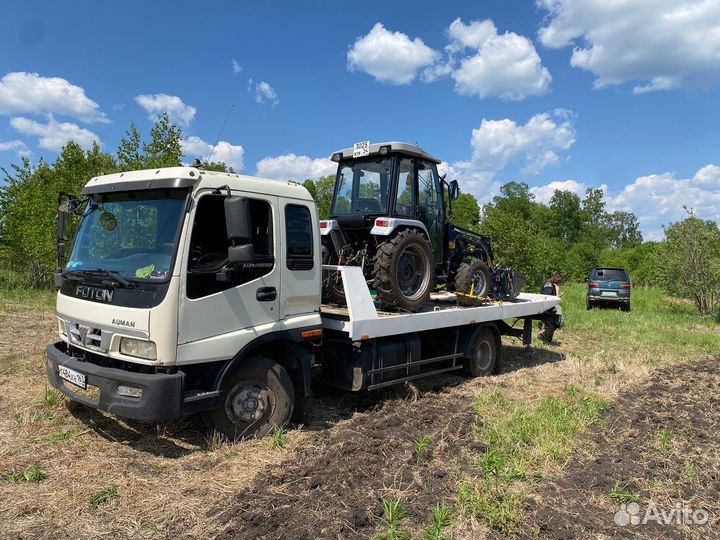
328, 141, 457, 267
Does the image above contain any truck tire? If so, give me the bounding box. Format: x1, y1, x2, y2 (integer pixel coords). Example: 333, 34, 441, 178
455, 259, 491, 306
465, 326, 499, 377
373, 229, 434, 312
206, 356, 294, 441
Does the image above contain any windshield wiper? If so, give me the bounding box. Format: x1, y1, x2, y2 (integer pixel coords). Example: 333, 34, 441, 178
63, 268, 134, 288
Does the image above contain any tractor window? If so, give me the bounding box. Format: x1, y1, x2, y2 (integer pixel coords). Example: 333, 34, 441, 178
417, 161, 442, 212
186, 194, 274, 299
331, 157, 392, 216
395, 158, 415, 217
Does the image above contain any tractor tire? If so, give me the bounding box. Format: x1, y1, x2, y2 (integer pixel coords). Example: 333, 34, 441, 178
321, 251, 346, 306
455, 259, 491, 307
373, 229, 434, 312
204, 356, 294, 441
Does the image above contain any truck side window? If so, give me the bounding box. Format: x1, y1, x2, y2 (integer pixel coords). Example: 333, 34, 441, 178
395, 158, 415, 217
285, 204, 313, 270
187, 194, 274, 299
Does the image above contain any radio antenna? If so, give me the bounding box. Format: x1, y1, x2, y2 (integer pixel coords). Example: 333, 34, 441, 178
206, 104, 235, 163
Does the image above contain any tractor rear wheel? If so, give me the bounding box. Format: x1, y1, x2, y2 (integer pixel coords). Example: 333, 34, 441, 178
455, 259, 491, 306
322, 251, 346, 306
373, 229, 434, 312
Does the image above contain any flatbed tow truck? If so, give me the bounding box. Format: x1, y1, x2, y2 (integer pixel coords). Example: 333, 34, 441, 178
47, 165, 559, 440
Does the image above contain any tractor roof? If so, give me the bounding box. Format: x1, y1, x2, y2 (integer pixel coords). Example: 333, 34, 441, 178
331, 141, 441, 164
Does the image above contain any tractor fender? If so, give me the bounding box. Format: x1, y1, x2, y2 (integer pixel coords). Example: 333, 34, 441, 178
370, 217, 430, 238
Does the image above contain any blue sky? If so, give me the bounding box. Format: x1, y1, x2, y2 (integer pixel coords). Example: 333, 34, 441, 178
1, 0, 720, 239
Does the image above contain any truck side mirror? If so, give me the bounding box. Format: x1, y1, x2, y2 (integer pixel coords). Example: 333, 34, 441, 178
224, 195, 254, 264
449, 180, 460, 201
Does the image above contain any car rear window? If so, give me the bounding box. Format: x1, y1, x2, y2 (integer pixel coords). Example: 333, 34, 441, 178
592, 269, 628, 281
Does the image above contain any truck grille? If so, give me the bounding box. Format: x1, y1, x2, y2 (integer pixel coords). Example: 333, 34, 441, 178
67, 322, 106, 351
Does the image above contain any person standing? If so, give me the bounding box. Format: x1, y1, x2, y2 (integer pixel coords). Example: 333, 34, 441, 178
539, 274, 563, 344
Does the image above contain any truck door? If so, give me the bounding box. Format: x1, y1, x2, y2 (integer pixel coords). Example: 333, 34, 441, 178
280, 199, 321, 319
416, 160, 444, 265
178, 191, 280, 344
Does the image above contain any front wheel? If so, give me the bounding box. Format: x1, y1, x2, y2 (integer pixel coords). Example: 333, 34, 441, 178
455, 259, 491, 307
373, 229, 434, 312
205, 356, 294, 441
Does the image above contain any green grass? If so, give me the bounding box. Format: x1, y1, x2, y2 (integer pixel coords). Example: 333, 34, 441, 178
563, 284, 720, 361
375, 499, 409, 540
421, 502, 453, 540
460, 388, 609, 533
89, 486, 119, 509
10, 464, 48, 485
268, 425, 288, 449
656, 429, 673, 454
415, 434, 433, 463
0, 268, 56, 311
42, 387, 64, 408
609, 488, 639, 503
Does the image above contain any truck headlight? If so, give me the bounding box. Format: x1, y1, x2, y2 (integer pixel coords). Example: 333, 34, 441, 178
120, 338, 157, 360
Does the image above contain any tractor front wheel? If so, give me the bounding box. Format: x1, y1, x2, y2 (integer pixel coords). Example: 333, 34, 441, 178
455, 259, 491, 306
373, 229, 434, 312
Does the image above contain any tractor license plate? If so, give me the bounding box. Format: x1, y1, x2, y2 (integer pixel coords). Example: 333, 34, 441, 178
59, 365, 86, 389
353, 140, 370, 157
601, 291, 617, 297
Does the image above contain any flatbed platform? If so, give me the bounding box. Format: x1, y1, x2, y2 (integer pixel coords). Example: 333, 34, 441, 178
320, 266, 560, 340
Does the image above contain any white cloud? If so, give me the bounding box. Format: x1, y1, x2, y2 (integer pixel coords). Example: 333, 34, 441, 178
469, 111, 576, 176
232, 59, 242, 75
604, 165, 720, 239
254, 81, 279, 107
10, 116, 100, 151
530, 179, 588, 204
256, 154, 336, 181
347, 23, 439, 85
0, 139, 31, 157
0, 72, 108, 123
134, 94, 196, 127
440, 111, 576, 202
181, 136, 245, 171
537, 0, 720, 93
442, 18, 551, 100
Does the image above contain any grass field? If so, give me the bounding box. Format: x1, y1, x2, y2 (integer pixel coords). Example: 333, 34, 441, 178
0, 283, 717, 539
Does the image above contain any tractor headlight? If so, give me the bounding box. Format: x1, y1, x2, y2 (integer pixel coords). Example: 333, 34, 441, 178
120, 338, 157, 360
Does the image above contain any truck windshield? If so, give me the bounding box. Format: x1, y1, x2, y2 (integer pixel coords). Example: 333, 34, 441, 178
330, 156, 394, 216
66, 189, 188, 281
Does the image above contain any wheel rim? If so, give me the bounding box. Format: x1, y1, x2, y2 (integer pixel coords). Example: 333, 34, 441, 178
474, 339, 493, 372
471, 270, 488, 296
396, 245, 431, 301
225, 383, 273, 427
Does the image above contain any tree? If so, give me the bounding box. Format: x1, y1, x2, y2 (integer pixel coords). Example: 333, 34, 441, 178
143, 113, 182, 169
302, 175, 336, 219
654, 213, 720, 316
548, 190, 583, 244
117, 123, 144, 171
450, 193, 480, 231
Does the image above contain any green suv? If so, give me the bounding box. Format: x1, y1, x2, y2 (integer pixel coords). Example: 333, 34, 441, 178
586, 267, 631, 311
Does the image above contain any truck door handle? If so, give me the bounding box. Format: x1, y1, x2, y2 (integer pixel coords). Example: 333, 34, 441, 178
256, 287, 277, 302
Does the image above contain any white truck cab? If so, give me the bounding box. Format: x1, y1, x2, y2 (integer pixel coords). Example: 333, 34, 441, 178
48, 165, 560, 440
48, 167, 322, 438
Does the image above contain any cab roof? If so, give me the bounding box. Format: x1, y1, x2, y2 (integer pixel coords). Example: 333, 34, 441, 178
331, 141, 441, 164
81, 166, 314, 201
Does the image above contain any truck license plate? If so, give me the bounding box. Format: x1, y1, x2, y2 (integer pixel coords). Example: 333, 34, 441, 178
601, 291, 617, 297
353, 140, 370, 157
59, 365, 86, 389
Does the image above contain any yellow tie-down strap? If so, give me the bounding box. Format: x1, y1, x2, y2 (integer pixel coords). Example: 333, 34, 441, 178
455, 291, 505, 305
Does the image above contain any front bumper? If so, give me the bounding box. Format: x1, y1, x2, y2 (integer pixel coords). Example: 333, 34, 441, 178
47, 342, 184, 422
